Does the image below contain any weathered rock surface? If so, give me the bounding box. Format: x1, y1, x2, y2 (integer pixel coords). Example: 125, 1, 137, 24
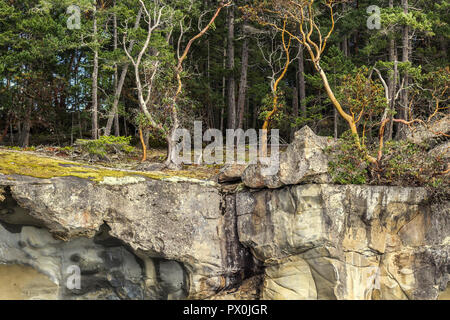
0, 148, 448, 300
242, 126, 334, 189
236, 184, 449, 300
217, 164, 248, 183
0, 174, 250, 299
0, 222, 145, 300
406, 115, 450, 144
209, 276, 262, 300
0, 264, 58, 300
429, 141, 450, 160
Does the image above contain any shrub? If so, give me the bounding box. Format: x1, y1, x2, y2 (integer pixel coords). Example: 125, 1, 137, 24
327, 131, 370, 185
327, 133, 448, 189
378, 140, 446, 187
75, 136, 136, 160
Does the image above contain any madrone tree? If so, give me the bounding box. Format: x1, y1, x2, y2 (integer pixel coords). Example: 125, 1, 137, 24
124, 0, 230, 167
242, 0, 379, 163
243, 0, 449, 166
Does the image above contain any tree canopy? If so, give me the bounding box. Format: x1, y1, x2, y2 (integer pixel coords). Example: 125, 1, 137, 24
0, 0, 448, 168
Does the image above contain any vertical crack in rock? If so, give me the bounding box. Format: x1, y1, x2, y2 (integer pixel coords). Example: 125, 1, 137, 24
220, 192, 262, 293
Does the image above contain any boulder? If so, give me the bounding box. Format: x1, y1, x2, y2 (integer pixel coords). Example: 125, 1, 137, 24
242, 126, 334, 189
406, 115, 450, 144
429, 141, 450, 160
217, 163, 248, 183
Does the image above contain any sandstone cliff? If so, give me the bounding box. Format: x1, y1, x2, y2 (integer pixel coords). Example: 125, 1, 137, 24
0, 132, 448, 300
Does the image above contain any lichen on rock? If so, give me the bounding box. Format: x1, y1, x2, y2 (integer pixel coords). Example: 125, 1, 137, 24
0, 149, 215, 184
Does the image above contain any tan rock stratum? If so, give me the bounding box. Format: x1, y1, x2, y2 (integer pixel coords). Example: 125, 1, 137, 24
237, 184, 449, 300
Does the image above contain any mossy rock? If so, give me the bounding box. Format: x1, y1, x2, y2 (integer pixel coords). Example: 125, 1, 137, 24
0, 150, 215, 184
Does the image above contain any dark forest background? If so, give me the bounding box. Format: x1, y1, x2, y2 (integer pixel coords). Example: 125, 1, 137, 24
0, 0, 448, 149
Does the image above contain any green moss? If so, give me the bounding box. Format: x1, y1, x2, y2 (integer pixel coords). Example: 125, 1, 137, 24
75, 136, 136, 159
0, 150, 179, 182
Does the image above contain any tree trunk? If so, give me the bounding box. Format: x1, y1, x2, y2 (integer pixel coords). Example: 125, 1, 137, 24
19, 112, 31, 148
91, 5, 99, 139
114, 109, 120, 136
10, 122, 14, 145
221, 46, 226, 132
318, 67, 357, 137
389, 60, 399, 141
206, 38, 215, 129
0, 117, 10, 143
333, 96, 338, 139
71, 112, 74, 145
123, 117, 128, 136
397, 0, 409, 138
341, 3, 349, 57
139, 127, 147, 162
354, 0, 359, 55
291, 86, 298, 139
237, 36, 249, 129
297, 44, 306, 119
226, 6, 236, 130
165, 120, 182, 170
342, 37, 348, 57
164, 2, 227, 169
112, 1, 120, 137
252, 102, 257, 129
316, 62, 376, 163
386, 0, 396, 140
105, 7, 143, 137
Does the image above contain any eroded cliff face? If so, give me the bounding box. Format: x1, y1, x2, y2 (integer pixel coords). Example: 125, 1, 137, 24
236, 184, 449, 300
0, 174, 253, 300
0, 148, 448, 300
